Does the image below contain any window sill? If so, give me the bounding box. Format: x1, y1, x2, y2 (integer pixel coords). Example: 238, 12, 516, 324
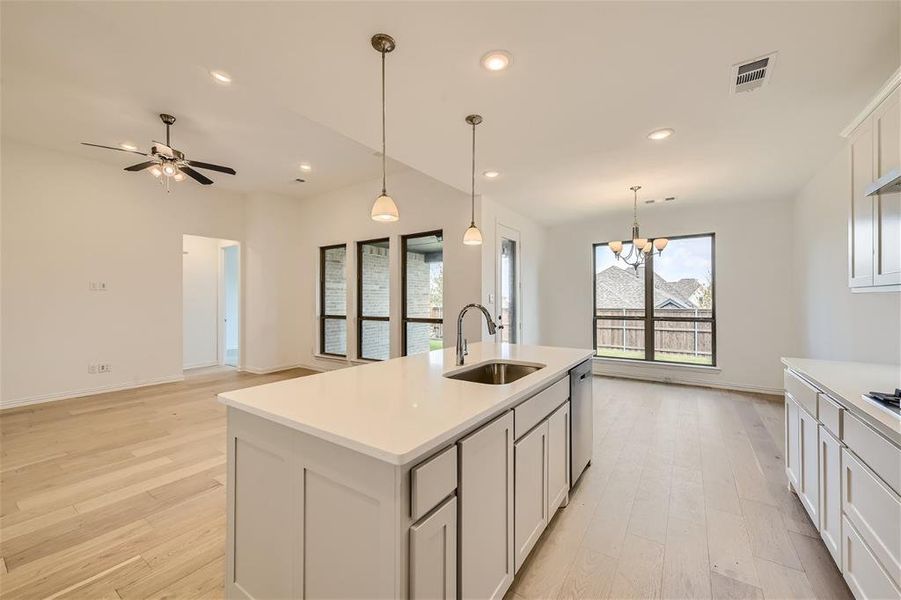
312, 353, 384, 366
593, 356, 721, 373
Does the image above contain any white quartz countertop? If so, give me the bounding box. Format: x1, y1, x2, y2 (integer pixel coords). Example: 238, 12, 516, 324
782, 357, 900, 444
219, 343, 594, 465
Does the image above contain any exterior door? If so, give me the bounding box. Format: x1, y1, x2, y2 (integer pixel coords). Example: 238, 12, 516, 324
496, 224, 521, 343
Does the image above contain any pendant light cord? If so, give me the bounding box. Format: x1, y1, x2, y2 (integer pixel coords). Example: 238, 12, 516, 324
470, 121, 476, 226
381, 49, 387, 196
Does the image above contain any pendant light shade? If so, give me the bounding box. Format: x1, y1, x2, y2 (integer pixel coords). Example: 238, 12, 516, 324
371, 193, 399, 222
463, 114, 483, 246
370, 33, 398, 222
463, 223, 483, 245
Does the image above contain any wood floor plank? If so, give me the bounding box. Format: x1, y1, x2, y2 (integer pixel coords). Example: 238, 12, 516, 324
710, 571, 765, 600
788, 531, 853, 600
607, 533, 665, 600
753, 557, 817, 600
740, 498, 803, 571
707, 507, 760, 588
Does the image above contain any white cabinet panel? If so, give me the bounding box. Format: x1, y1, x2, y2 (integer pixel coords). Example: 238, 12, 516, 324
798, 406, 819, 526
786, 396, 801, 490
514, 421, 548, 573
547, 401, 570, 514
842, 516, 901, 600
410, 496, 457, 600
411, 445, 457, 521
842, 448, 901, 590
850, 120, 876, 288
818, 425, 842, 567
459, 411, 514, 600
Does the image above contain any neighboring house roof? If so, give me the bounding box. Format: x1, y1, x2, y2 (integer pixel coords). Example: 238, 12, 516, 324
595, 266, 703, 311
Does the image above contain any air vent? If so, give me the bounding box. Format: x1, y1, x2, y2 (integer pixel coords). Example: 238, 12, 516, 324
730, 52, 777, 94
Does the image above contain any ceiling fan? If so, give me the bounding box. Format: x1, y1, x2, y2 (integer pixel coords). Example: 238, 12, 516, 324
81, 113, 236, 189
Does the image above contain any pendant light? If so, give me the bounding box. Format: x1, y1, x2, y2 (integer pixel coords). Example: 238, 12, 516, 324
463, 114, 483, 245
370, 33, 399, 222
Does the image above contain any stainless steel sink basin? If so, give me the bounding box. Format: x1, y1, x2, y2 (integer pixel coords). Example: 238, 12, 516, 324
444, 361, 545, 385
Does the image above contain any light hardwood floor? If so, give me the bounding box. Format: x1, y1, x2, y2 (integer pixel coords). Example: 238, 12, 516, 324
0, 372, 851, 599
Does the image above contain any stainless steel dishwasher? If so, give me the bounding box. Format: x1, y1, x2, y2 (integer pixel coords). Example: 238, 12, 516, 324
569, 359, 593, 484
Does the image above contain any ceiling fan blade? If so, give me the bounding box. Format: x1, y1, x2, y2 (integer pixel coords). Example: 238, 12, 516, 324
81, 142, 148, 156
123, 161, 157, 172
180, 166, 213, 185
185, 160, 236, 175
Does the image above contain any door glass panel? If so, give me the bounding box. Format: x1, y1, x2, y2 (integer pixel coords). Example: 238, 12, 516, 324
405, 322, 443, 355
500, 238, 518, 343
405, 234, 443, 319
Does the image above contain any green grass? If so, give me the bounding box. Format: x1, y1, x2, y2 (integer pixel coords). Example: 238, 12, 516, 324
597, 348, 712, 366
429, 339, 443, 351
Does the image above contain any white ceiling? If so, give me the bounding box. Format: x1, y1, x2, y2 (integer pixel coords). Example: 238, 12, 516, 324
2, 2, 898, 223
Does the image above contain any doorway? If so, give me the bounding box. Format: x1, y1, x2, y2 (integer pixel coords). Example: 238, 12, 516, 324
182, 235, 240, 371
496, 224, 521, 343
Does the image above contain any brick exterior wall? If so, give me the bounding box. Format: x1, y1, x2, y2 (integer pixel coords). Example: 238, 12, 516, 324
404, 251, 433, 355
360, 245, 390, 359
322, 247, 347, 355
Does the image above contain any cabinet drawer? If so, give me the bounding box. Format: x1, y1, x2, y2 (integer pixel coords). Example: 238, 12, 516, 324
514, 377, 568, 439
818, 393, 843, 438
843, 411, 901, 495
842, 516, 901, 600
411, 445, 457, 522
784, 369, 818, 418
842, 448, 901, 590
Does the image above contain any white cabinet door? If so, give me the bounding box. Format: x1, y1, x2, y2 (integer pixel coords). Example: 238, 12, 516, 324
459, 411, 514, 600
818, 425, 842, 567
514, 421, 548, 573
410, 496, 457, 600
786, 396, 801, 490
547, 401, 570, 514
874, 87, 901, 286
798, 406, 820, 526
849, 120, 875, 288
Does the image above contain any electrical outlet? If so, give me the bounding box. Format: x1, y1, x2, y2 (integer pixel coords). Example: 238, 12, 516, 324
89, 281, 108, 291
88, 364, 97, 374
89, 363, 111, 374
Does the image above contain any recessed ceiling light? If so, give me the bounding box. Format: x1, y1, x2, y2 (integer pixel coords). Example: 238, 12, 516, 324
299, 163, 312, 172
481, 50, 512, 72
647, 128, 675, 141
119, 142, 138, 151
210, 70, 232, 84
483, 170, 500, 178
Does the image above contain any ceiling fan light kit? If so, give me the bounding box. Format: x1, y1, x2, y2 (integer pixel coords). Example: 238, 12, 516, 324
370, 33, 400, 222
81, 113, 236, 192
608, 185, 668, 270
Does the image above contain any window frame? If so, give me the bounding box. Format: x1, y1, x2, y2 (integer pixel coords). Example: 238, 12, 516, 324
592, 232, 716, 366
319, 243, 348, 358
401, 229, 444, 356
357, 237, 391, 361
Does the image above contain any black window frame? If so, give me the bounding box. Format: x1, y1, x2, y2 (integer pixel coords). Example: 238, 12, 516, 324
319, 243, 348, 358
357, 237, 391, 361
592, 232, 716, 366
401, 229, 444, 356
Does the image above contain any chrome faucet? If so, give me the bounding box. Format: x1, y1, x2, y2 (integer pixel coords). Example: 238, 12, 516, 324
456, 303, 498, 366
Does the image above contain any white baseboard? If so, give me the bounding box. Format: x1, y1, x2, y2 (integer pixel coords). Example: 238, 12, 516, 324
0, 374, 186, 411
183, 360, 219, 370
592, 365, 782, 396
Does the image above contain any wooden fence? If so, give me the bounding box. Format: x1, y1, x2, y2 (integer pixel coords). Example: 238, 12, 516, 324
596, 308, 713, 358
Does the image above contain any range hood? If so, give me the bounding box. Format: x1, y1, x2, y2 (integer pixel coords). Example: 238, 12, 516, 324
866, 167, 901, 196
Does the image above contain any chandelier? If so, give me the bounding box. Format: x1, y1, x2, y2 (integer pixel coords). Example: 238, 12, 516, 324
608, 186, 668, 269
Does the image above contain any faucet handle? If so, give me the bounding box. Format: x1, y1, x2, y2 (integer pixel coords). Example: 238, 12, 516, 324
496, 314, 505, 330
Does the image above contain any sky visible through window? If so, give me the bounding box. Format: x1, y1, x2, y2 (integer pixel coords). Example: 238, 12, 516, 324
596, 237, 711, 282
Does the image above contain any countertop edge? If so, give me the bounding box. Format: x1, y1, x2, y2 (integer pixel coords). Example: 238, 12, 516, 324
219, 350, 594, 466
781, 357, 901, 447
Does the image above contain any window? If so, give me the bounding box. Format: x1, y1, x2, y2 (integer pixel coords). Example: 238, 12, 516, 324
402, 231, 443, 355
357, 238, 390, 360
593, 233, 715, 366
319, 244, 347, 356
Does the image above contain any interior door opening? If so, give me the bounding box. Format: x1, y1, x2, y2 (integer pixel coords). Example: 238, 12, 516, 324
497, 225, 521, 344
182, 234, 240, 372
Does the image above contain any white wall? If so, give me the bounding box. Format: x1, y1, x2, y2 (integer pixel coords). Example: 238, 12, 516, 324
182, 234, 222, 369
480, 197, 548, 345
792, 147, 901, 364
542, 198, 797, 393
1, 140, 246, 407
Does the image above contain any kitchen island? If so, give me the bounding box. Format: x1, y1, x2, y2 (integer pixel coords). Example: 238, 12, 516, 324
218, 342, 594, 600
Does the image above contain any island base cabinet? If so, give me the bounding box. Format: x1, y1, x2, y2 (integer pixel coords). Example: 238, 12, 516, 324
458, 412, 514, 600
410, 496, 457, 600
786, 396, 801, 489
842, 516, 901, 600
818, 426, 842, 567
798, 406, 820, 526
547, 401, 570, 514
514, 421, 548, 573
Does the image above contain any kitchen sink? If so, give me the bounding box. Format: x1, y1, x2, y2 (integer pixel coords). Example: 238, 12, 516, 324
444, 360, 545, 385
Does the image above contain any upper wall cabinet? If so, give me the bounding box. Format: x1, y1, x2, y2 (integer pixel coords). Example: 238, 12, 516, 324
847, 71, 901, 292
